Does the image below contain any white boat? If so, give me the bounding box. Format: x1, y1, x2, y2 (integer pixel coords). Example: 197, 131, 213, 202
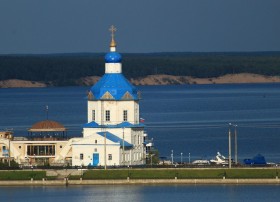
192, 159, 210, 165
210, 152, 229, 165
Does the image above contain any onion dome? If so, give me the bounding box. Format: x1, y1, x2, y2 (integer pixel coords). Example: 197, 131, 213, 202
105, 52, 122, 63
89, 25, 139, 100
28, 120, 66, 132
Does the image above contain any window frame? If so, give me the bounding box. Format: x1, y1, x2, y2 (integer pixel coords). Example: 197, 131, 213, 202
123, 110, 128, 121
92, 110, 95, 121
105, 110, 110, 121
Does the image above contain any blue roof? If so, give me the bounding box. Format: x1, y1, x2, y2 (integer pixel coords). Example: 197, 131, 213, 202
97, 131, 133, 147
105, 52, 122, 63
83, 121, 145, 129
90, 73, 139, 100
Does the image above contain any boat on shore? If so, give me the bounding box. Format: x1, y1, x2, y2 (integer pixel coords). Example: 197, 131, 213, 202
192, 159, 210, 165
210, 152, 231, 165
244, 154, 267, 166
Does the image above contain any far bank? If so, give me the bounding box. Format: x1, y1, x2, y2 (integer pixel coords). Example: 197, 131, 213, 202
1, 73, 280, 88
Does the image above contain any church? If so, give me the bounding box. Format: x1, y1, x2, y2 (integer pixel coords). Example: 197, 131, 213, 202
0, 26, 152, 167
71, 26, 147, 167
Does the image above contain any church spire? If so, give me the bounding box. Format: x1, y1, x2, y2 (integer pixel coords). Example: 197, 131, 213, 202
109, 25, 117, 51
104, 25, 122, 73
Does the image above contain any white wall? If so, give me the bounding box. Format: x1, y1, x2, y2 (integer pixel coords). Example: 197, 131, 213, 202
72, 144, 120, 166
105, 63, 122, 73
88, 100, 139, 125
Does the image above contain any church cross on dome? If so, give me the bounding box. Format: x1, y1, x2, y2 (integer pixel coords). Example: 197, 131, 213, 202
109, 25, 117, 48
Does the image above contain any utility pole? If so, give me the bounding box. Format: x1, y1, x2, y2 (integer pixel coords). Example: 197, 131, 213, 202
228, 123, 232, 169
8, 136, 11, 167
122, 127, 125, 166
104, 131, 107, 170
234, 124, 238, 165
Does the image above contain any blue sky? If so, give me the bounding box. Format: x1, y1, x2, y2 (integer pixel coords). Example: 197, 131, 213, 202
0, 0, 280, 54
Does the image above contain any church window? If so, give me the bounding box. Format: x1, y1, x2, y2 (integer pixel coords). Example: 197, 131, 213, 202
60, 145, 62, 148
123, 110, 128, 121
95, 140, 97, 144
19, 146, 21, 149
94, 148, 97, 152
80, 153, 84, 160
105, 110, 110, 121
92, 110, 95, 121
108, 154, 112, 160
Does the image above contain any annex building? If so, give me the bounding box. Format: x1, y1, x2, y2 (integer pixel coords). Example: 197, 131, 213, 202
0, 26, 153, 167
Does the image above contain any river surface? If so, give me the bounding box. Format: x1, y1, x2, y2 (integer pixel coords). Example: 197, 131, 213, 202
1, 83, 280, 162
0, 184, 279, 202
1, 83, 280, 200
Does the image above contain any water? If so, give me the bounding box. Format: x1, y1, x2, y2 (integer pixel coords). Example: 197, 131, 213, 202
0, 185, 279, 202
1, 83, 280, 162
0, 83, 280, 200
140, 83, 280, 163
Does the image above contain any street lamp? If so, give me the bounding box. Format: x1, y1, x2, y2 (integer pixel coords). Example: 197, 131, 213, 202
188, 153, 191, 164
181, 152, 183, 165
171, 150, 173, 165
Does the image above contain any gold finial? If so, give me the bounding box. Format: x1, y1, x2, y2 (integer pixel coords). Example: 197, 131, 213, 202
109, 25, 117, 47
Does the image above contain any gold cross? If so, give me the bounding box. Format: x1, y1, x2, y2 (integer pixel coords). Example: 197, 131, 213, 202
109, 25, 117, 39
109, 25, 117, 47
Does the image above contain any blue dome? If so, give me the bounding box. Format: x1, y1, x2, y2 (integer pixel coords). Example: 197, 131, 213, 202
105, 52, 122, 63
90, 73, 139, 100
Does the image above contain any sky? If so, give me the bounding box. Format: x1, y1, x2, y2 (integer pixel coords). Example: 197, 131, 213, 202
0, 0, 280, 54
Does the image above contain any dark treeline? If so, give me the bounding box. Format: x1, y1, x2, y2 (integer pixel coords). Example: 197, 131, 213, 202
1, 52, 280, 86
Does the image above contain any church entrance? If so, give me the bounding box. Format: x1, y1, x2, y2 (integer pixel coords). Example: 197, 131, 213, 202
92, 153, 99, 166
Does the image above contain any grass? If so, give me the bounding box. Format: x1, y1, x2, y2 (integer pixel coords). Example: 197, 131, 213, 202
70, 168, 278, 180
0, 171, 47, 180
0, 169, 277, 180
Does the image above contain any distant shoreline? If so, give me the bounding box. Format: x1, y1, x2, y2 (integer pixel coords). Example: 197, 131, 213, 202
1, 73, 280, 88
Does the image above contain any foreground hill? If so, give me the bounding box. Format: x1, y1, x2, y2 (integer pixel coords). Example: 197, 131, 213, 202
1, 73, 280, 88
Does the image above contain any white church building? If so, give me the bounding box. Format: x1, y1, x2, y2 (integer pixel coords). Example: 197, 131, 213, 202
72, 26, 147, 167
0, 26, 152, 167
